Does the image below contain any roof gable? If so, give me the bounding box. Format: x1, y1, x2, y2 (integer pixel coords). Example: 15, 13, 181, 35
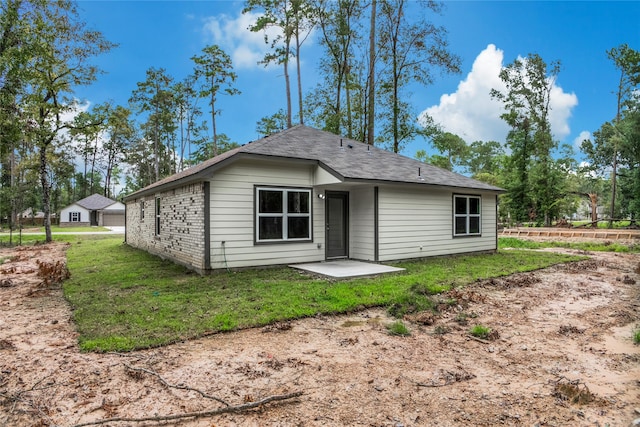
75, 193, 118, 210
125, 125, 503, 199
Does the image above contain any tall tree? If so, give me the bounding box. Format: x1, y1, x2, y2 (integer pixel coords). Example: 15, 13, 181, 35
491, 53, 561, 225
0, 0, 27, 227
244, 0, 294, 128
605, 44, 640, 226
465, 140, 505, 178
366, 0, 377, 145
103, 105, 133, 198
191, 45, 239, 158
129, 67, 174, 183
17, 1, 114, 241
172, 75, 203, 170
70, 103, 109, 198
309, 0, 364, 137
290, 0, 315, 125
256, 109, 288, 136
431, 131, 468, 171
377, 0, 460, 153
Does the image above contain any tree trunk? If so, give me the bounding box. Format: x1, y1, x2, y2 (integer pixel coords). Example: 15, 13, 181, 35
284, 52, 292, 128
345, 58, 352, 138
211, 73, 218, 157
39, 144, 52, 243
89, 134, 98, 194
296, 28, 304, 125
609, 154, 617, 227
391, 1, 401, 153
154, 81, 160, 182
392, 50, 399, 153
589, 193, 598, 224
367, 0, 376, 145
609, 69, 624, 228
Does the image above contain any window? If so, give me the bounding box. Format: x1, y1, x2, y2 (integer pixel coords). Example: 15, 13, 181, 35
155, 197, 161, 235
256, 187, 311, 242
140, 201, 145, 219
69, 212, 81, 222
453, 195, 481, 236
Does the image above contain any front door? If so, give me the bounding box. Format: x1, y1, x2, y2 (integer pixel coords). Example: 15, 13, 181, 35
90, 211, 98, 226
326, 192, 348, 259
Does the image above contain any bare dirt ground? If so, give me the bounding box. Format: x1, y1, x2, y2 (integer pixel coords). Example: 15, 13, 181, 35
1, 242, 639, 427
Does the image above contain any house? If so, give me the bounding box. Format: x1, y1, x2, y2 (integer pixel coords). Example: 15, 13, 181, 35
18, 208, 56, 226
123, 125, 504, 273
60, 193, 125, 227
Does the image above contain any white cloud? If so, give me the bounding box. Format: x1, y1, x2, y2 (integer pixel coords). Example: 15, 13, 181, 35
573, 130, 591, 149
548, 83, 578, 140
419, 44, 507, 143
202, 11, 283, 70
419, 44, 578, 144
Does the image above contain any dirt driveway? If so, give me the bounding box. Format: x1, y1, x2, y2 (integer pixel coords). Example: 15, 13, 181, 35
0, 243, 639, 426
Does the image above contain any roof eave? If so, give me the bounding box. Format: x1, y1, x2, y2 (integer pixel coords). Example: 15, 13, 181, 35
341, 176, 505, 193
123, 152, 325, 202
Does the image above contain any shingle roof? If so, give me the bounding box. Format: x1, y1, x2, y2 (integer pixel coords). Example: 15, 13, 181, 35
75, 193, 118, 210
125, 125, 503, 200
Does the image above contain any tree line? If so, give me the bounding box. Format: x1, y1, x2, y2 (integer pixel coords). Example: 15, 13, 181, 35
0, 0, 638, 243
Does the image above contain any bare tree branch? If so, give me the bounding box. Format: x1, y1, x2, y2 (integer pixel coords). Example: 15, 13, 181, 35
68, 390, 304, 427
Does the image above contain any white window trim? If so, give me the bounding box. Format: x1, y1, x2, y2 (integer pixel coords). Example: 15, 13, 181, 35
255, 186, 312, 243
70, 211, 81, 222
155, 197, 161, 235
453, 195, 482, 237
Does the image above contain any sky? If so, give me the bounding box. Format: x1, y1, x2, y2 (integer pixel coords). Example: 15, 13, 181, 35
73, 0, 640, 165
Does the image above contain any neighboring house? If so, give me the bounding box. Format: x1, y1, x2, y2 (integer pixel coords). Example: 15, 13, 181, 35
124, 125, 504, 273
18, 208, 56, 226
60, 194, 125, 227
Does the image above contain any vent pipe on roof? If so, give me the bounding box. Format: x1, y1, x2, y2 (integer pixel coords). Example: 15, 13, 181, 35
418, 167, 425, 181
339, 138, 344, 150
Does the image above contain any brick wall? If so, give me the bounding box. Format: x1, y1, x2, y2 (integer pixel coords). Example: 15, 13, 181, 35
126, 182, 206, 272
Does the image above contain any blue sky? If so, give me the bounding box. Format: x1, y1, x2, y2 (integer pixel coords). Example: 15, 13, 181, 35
74, 1, 640, 164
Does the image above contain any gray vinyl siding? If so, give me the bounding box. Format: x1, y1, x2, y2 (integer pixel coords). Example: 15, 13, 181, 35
349, 187, 375, 261
377, 185, 497, 261
208, 159, 325, 269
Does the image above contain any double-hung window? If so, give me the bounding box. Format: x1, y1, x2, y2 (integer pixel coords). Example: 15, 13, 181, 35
155, 197, 161, 235
453, 195, 481, 236
70, 212, 81, 222
256, 187, 311, 242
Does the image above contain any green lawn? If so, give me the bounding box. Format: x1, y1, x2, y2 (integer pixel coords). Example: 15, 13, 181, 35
0, 225, 111, 234
499, 237, 640, 253
0, 233, 84, 246
63, 235, 585, 352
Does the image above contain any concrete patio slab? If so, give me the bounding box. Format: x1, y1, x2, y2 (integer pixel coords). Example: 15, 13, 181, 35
290, 260, 405, 278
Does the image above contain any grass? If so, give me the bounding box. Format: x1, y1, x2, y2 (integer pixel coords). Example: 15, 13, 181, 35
4, 225, 111, 233
60, 236, 586, 352
634, 328, 640, 345
469, 324, 491, 339
512, 220, 633, 229
387, 321, 411, 336
569, 220, 632, 229
499, 237, 640, 253
0, 233, 98, 247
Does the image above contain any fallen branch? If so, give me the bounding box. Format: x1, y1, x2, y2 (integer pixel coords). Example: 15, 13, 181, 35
0, 375, 59, 424
68, 390, 304, 427
406, 368, 476, 388
123, 364, 229, 406
467, 334, 491, 344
